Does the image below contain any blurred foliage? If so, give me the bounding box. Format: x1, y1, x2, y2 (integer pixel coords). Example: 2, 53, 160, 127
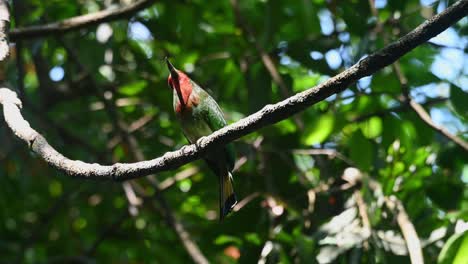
0, 0, 467, 263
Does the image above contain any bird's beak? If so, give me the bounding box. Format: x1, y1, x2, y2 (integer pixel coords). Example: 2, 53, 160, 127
165, 57, 179, 80
165, 57, 185, 109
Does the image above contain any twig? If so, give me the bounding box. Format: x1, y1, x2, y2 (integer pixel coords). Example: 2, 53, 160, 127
89, 97, 144, 112
354, 190, 371, 249
365, 171, 424, 264
9, 0, 155, 41
409, 99, 468, 151
23, 99, 106, 158
124, 135, 209, 264
230, 0, 304, 129
85, 210, 129, 256
385, 196, 424, 264
123, 181, 143, 206
16, 185, 84, 263
293, 148, 355, 166
392, 63, 409, 98
102, 99, 208, 263
390, 27, 467, 152
152, 190, 209, 264
233, 192, 261, 212
230, 0, 289, 97
106, 112, 156, 150
352, 97, 447, 122
0, 0, 467, 180
12, 0, 24, 99
128, 112, 156, 133
426, 41, 466, 50
118, 133, 208, 264
158, 166, 200, 191
378, 0, 467, 152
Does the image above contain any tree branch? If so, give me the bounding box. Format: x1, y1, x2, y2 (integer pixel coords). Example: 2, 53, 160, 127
378, 1, 467, 152
385, 196, 424, 264
9, 0, 155, 41
0, 0, 9, 61
62, 38, 209, 263
392, 33, 467, 151
352, 97, 447, 122
366, 173, 424, 263
0, 0, 467, 180
409, 99, 468, 151
230, 0, 305, 129
12, 0, 24, 98
85, 210, 129, 256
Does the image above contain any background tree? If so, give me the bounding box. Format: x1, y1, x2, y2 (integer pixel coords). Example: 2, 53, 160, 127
0, 0, 467, 263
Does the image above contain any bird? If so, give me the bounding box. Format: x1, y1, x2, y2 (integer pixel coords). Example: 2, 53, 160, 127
165, 58, 237, 220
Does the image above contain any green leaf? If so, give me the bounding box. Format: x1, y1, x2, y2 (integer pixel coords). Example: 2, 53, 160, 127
248, 63, 272, 112
293, 73, 321, 92
388, 0, 407, 11
339, 1, 371, 35
119, 80, 147, 96
244, 233, 262, 245
450, 84, 468, 117
427, 178, 464, 211
275, 119, 297, 134
438, 231, 468, 264
303, 114, 335, 145
371, 72, 400, 93
296, 236, 315, 261
360, 116, 383, 139
453, 235, 468, 264
287, 37, 340, 74
350, 130, 374, 170
48, 180, 62, 197
293, 154, 314, 172
400, 120, 417, 149
214, 235, 243, 246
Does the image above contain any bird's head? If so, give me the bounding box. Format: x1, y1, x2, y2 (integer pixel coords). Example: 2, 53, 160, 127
166, 58, 192, 109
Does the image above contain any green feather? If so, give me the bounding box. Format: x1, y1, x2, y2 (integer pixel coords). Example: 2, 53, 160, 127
199, 92, 236, 172
174, 82, 236, 171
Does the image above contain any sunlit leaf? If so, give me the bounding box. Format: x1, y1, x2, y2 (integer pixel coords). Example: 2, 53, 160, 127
438, 231, 468, 264
214, 235, 243, 246
360, 116, 383, 139
303, 114, 335, 145
119, 80, 148, 96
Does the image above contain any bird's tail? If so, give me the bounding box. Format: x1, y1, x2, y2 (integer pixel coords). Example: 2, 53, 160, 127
219, 171, 237, 221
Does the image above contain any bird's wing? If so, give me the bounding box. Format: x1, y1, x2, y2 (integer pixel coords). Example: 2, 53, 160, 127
200, 92, 236, 172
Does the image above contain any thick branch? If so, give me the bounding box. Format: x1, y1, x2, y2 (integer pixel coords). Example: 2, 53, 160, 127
9, 0, 155, 41
0, 0, 9, 61
0, 0, 467, 181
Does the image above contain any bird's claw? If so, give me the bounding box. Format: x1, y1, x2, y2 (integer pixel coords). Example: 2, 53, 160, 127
195, 136, 206, 148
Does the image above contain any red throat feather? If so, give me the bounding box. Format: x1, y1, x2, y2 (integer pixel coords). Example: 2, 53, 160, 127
168, 70, 193, 112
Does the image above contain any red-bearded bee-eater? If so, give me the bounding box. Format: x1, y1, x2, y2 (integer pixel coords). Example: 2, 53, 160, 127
165, 58, 237, 220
